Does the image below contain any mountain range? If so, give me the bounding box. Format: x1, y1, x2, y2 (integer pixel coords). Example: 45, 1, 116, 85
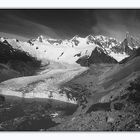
0, 32, 139, 67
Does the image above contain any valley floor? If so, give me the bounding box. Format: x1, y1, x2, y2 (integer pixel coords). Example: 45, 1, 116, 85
0, 64, 86, 130
1, 59, 140, 131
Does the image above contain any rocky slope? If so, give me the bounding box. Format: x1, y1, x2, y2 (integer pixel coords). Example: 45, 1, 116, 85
49, 56, 140, 131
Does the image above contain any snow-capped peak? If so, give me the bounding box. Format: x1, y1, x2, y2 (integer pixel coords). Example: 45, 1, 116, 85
71, 35, 80, 40
35, 35, 46, 43
0, 37, 7, 42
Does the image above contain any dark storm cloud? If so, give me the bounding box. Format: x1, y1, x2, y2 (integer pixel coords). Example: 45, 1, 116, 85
0, 9, 140, 41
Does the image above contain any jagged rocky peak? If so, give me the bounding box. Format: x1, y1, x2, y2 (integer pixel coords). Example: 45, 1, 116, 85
95, 35, 118, 42
28, 35, 63, 46
71, 35, 80, 46
36, 35, 45, 43
94, 35, 114, 43
0, 37, 7, 42
71, 35, 79, 40
120, 32, 140, 55
86, 35, 95, 44
95, 35, 107, 40
126, 32, 140, 48
28, 35, 46, 43
70, 35, 96, 46
70, 35, 78, 41
47, 38, 63, 45
93, 35, 120, 50
2, 39, 11, 46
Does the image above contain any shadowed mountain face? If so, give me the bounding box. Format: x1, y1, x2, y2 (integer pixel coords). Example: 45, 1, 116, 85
0, 40, 41, 77
88, 47, 117, 64
76, 47, 118, 66
120, 47, 140, 64
0, 40, 40, 64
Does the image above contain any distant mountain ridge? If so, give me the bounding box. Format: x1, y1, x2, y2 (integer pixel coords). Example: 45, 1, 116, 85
0, 33, 140, 67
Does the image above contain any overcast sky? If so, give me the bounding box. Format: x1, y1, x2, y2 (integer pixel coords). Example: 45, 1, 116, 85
0, 9, 140, 41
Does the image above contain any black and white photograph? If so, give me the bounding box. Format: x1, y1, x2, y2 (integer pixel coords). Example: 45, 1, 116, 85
1, 6, 140, 132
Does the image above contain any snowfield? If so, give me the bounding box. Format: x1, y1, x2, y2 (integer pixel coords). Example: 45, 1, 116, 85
0, 65, 88, 104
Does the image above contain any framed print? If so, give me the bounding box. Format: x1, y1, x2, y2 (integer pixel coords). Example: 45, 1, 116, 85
0, 0, 140, 134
